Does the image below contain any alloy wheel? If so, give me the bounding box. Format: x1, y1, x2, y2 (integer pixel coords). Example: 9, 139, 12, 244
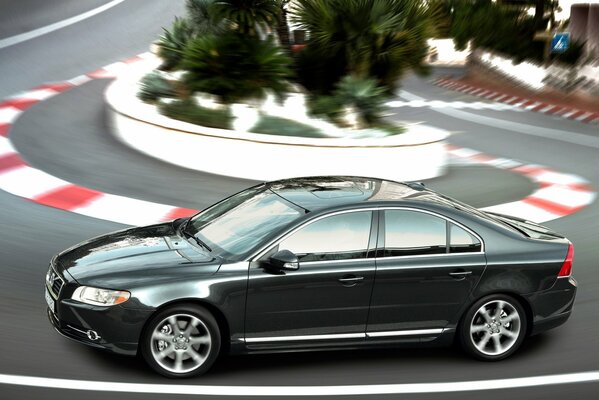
469, 299, 521, 356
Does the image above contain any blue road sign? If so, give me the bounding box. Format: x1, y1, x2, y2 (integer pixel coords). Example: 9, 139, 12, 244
551, 32, 570, 53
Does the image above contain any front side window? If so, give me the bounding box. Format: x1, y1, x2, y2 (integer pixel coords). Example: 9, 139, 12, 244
278, 211, 373, 262
384, 210, 447, 256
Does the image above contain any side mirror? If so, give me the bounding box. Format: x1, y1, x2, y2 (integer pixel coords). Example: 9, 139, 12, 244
268, 250, 299, 271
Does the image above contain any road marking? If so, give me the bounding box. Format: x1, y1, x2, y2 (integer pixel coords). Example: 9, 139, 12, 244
0, 0, 126, 50
400, 90, 599, 150
385, 100, 518, 111
446, 144, 595, 222
1, 371, 599, 395
434, 78, 598, 125
0, 51, 197, 226
576, 112, 594, 121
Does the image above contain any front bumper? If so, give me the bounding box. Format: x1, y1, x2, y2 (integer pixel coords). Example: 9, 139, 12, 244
47, 296, 154, 356
526, 275, 577, 336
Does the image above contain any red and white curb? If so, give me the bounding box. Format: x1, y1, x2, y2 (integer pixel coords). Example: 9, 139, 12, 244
0, 52, 197, 226
0, 55, 595, 226
447, 145, 596, 223
435, 78, 599, 125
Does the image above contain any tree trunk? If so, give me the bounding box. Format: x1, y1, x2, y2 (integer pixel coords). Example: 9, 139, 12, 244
276, 3, 291, 53
534, 0, 546, 31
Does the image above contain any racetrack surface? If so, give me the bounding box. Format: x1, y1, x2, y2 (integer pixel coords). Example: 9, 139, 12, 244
1, 1, 599, 398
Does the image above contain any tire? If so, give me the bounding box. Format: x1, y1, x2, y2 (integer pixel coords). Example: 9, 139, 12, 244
141, 304, 221, 378
458, 294, 527, 361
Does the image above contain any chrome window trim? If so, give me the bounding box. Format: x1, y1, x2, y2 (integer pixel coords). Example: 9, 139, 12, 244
376, 253, 484, 262
243, 328, 446, 343
248, 206, 484, 262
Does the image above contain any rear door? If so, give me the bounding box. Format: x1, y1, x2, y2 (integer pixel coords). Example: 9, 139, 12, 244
366, 208, 487, 338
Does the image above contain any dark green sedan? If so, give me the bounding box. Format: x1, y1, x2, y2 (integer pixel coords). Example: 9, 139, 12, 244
45, 177, 576, 378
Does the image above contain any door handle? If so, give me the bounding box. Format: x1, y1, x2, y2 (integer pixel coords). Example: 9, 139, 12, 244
449, 270, 472, 279
338, 276, 364, 285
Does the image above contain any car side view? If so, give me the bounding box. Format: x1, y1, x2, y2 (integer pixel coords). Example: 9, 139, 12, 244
45, 177, 577, 378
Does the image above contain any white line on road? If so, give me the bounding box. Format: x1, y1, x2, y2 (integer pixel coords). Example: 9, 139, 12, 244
400, 90, 599, 150
0, 0, 126, 50
1, 371, 599, 396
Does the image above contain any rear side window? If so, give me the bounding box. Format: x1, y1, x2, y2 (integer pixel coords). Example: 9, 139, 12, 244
449, 223, 481, 253
383, 210, 482, 257
384, 210, 446, 256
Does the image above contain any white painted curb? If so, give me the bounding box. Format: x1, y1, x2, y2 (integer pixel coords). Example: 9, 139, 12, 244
105, 56, 450, 182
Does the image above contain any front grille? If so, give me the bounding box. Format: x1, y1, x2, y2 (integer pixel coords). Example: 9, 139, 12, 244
46, 263, 64, 300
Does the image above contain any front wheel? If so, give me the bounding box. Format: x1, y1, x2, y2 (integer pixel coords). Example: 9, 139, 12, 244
459, 294, 527, 361
141, 304, 221, 378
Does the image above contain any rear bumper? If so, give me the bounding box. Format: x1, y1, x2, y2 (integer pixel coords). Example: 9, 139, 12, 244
526, 276, 577, 336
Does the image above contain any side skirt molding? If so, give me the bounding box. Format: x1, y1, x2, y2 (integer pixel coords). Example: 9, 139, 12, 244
243, 328, 447, 343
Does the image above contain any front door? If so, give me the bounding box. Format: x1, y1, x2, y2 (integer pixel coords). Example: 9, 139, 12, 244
245, 210, 377, 345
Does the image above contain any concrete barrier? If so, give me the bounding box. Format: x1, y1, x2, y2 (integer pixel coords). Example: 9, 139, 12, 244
106, 56, 450, 182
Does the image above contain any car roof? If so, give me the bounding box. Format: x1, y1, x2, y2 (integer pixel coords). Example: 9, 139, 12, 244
266, 176, 448, 211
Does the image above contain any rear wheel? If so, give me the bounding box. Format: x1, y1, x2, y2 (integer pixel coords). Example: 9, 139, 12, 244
459, 294, 527, 361
141, 304, 220, 378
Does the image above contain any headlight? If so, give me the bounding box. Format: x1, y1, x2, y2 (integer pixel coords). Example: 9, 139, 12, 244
72, 286, 130, 306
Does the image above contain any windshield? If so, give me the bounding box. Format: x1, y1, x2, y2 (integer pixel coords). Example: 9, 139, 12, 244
186, 187, 304, 259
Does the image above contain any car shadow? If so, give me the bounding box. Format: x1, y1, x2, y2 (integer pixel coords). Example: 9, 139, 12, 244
71, 332, 557, 385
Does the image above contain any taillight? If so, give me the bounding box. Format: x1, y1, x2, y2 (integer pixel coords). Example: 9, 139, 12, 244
558, 242, 574, 277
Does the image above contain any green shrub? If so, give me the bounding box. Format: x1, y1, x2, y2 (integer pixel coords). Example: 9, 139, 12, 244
373, 121, 405, 136
449, 0, 551, 64
159, 99, 233, 129
181, 34, 293, 103
334, 76, 388, 125
137, 72, 177, 102
308, 76, 401, 132
251, 115, 327, 138
157, 17, 196, 71
307, 95, 344, 122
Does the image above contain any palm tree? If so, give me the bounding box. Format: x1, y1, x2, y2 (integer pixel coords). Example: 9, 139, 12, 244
186, 0, 224, 34
211, 0, 282, 36
290, 0, 435, 91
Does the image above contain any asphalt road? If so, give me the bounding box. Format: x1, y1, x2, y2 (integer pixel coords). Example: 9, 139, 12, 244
1, 1, 599, 399
0, 0, 186, 99
10, 78, 535, 210
0, 0, 110, 40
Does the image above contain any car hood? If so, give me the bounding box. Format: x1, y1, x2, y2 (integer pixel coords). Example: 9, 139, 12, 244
57, 221, 219, 286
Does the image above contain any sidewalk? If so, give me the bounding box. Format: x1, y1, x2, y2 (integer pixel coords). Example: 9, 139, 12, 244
435, 65, 599, 124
